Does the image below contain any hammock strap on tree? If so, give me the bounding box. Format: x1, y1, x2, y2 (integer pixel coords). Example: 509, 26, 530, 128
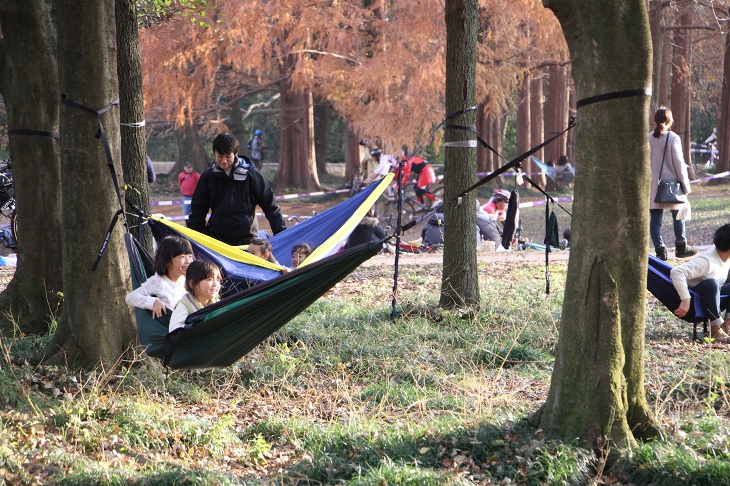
61, 94, 128, 270
454, 116, 576, 200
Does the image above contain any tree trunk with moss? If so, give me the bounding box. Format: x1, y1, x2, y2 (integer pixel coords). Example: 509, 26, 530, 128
439, 0, 479, 309
0, 0, 64, 334
48, 0, 137, 368
537, 0, 660, 449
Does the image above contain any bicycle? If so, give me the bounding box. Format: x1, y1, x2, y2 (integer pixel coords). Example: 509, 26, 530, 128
375, 180, 443, 229
0, 159, 17, 248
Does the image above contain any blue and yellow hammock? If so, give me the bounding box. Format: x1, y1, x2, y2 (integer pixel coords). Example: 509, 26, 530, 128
147, 175, 393, 292
647, 254, 730, 341
128, 176, 392, 369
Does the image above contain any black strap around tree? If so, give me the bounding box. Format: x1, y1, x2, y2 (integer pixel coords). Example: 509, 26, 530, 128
8, 129, 60, 139
576, 88, 651, 109
61, 94, 128, 271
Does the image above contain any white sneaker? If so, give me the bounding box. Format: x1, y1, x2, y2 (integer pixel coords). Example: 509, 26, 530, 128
432, 198, 443, 209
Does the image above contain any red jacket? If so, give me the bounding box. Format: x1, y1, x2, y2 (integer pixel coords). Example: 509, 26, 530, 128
178, 171, 200, 197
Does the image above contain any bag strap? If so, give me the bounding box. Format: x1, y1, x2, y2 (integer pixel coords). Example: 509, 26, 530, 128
657, 132, 672, 179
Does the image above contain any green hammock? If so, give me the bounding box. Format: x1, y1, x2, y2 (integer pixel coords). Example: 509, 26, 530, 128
126, 234, 382, 369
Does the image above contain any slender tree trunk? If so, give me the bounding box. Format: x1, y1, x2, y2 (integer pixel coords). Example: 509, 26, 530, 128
546, 63, 569, 164
346, 127, 362, 184
476, 102, 488, 174
116, 0, 152, 250
314, 102, 328, 175
50, 0, 137, 368
0, 0, 63, 334
228, 101, 247, 151
278, 59, 320, 191
537, 0, 660, 449
671, 9, 696, 179
175, 120, 208, 173
530, 73, 546, 187
717, 31, 730, 175
648, 0, 667, 114
516, 76, 531, 164
440, 0, 479, 309
658, 25, 672, 106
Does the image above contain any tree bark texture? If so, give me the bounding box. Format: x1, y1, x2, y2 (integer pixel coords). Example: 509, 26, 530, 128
116, 0, 152, 251
51, 0, 137, 368
278, 58, 320, 191
476, 102, 488, 174
439, 0, 479, 309
0, 0, 64, 334
516, 76, 531, 159
538, 0, 659, 448
545, 64, 569, 165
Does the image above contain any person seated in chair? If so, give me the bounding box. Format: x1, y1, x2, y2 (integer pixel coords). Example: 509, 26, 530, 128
670, 224, 730, 343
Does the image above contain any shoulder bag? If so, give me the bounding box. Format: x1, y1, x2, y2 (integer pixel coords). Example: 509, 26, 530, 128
654, 132, 685, 204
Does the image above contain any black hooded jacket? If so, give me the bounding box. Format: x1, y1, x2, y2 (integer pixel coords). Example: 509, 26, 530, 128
188, 156, 286, 245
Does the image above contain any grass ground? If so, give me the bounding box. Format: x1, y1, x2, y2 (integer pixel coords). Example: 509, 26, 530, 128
0, 176, 727, 484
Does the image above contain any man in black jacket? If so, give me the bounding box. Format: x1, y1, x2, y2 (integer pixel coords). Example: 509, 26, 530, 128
188, 133, 286, 246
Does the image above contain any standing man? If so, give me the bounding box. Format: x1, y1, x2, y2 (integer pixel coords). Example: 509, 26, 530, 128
249, 129, 265, 168
188, 133, 286, 246
177, 162, 200, 225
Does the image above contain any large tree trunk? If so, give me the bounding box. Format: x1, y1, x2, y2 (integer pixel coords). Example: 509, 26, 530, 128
439, 0, 479, 309
671, 9, 696, 179
717, 31, 730, 175
49, 0, 137, 368
346, 127, 364, 185
277, 60, 320, 191
537, 0, 660, 449
116, 0, 152, 251
0, 0, 64, 334
228, 101, 247, 152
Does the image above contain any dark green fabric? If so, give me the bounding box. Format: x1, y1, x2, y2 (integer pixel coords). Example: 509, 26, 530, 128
126, 234, 382, 369
544, 210, 560, 248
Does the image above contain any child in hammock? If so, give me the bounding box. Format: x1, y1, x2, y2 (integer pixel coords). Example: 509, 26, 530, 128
291, 243, 312, 268
125, 236, 194, 318
247, 237, 279, 264
169, 260, 222, 333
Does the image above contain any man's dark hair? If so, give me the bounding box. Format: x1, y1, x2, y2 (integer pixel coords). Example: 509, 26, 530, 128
184, 260, 220, 292
713, 224, 730, 252
213, 133, 239, 155
154, 236, 193, 276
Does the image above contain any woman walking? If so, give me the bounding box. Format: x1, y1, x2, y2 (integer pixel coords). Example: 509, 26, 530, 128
649, 107, 697, 261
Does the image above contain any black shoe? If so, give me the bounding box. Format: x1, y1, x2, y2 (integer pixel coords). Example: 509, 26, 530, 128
655, 246, 668, 261
675, 240, 698, 259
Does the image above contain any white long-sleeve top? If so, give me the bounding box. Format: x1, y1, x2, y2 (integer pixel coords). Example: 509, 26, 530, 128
669, 248, 730, 301
125, 273, 187, 311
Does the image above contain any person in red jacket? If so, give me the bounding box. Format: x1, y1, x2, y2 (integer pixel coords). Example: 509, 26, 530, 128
178, 162, 201, 225
397, 151, 440, 207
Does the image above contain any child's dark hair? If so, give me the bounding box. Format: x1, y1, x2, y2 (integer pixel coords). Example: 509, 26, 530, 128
249, 237, 273, 255
563, 227, 571, 242
653, 107, 672, 138
292, 243, 312, 256
213, 133, 239, 155
713, 224, 730, 252
185, 260, 221, 293
154, 236, 193, 276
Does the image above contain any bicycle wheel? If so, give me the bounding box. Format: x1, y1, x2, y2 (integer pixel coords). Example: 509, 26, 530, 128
376, 198, 396, 229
